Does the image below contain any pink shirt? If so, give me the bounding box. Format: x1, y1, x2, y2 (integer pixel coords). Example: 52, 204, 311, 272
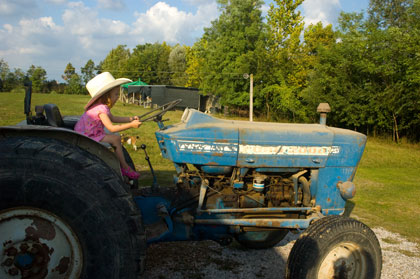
75, 104, 110, 142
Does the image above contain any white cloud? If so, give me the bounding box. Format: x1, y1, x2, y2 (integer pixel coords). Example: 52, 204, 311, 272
302, 0, 341, 26
3, 23, 13, 33
45, 0, 67, 4
0, 1, 15, 15
0, 0, 38, 18
131, 1, 218, 44
19, 17, 60, 35
97, 0, 125, 10
182, 0, 216, 5
0, 1, 220, 80
62, 2, 129, 48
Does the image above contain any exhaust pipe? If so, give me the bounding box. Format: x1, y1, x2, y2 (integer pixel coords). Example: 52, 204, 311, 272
317, 103, 331, 125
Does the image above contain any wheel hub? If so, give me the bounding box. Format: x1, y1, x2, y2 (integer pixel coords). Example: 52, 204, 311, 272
318, 242, 366, 279
0, 207, 83, 278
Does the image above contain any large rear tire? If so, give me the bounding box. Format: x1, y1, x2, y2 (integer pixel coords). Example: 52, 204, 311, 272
0, 136, 146, 279
286, 216, 382, 279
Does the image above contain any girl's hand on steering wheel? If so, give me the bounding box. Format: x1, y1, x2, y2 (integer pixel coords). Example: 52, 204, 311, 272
130, 120, 142, 128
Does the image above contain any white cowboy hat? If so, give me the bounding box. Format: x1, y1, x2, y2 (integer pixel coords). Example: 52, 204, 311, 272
85, 72, 132, 110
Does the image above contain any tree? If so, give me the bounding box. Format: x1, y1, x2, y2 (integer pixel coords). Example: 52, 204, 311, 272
64, 74, 84, 95
127, 42, 171, 84
369, 0, 412, 28
0, 59, 10, 91
185, 42, 205, 88
27, 65, 47, 93
303, 1, 420, 141
365, 0, 420, 141
81, 59, 96, 85
199, 0, 267, 109
263, 0, 306, 121
7, 69, 26, 93
62, 63, 76, 82
168, 45, 188, 86
297, 22, 336, 122
303, 12, 376, 132
101, 45, 131, 78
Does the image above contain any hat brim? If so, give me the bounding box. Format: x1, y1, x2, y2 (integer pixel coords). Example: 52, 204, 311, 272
84, 78, 132, 110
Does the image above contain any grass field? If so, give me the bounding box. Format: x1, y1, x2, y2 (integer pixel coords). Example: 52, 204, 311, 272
1, 92, 420, 245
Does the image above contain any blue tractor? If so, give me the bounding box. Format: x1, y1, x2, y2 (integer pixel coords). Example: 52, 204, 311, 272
0, 86, 381, 279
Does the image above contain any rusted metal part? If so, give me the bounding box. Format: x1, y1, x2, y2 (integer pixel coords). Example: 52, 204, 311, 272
299, 176, 311, 207
198, 179, 209, 210
194, 217, 317, 229
292, 170, 308, 206
3, 241, 50, 278
52, 257, 70, 275
198, 207, 313, 214
337, 181, 356, 200
0, 207, 83, 279
25, 218, 56, 242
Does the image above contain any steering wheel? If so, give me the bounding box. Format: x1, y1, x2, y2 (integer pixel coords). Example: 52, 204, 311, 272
137, 99, 182, 122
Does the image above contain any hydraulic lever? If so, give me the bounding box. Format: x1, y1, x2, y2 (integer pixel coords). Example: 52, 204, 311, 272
141, 144, 159, 191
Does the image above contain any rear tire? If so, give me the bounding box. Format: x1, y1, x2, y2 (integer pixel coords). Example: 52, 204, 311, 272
0, 136, 146, 279
286, 216, 382, 279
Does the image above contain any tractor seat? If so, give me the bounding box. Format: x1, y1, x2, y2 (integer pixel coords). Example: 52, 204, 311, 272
43, 104, 78, 129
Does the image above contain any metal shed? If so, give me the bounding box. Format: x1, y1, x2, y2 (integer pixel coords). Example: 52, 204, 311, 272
122, 85, 209, 111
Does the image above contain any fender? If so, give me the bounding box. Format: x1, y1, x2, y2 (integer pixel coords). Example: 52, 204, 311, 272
0, 125, 121, 175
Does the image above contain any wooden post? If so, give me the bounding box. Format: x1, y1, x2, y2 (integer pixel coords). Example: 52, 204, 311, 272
249, 74, 253, 122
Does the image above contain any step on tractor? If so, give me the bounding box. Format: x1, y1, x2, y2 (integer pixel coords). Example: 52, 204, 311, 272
0, 84, 382, 279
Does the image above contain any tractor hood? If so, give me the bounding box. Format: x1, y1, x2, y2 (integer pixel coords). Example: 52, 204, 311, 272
156, 109, 366, 169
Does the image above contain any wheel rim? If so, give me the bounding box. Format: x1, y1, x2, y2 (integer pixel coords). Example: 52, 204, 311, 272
0, 207, 83, 278
318, 242, 366, 279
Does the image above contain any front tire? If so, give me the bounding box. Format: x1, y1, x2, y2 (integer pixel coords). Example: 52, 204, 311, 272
0, 136, 146, 279
286, 216, 382, 279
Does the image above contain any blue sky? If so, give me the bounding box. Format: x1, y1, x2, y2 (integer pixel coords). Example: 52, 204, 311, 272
0, 0, 369, 82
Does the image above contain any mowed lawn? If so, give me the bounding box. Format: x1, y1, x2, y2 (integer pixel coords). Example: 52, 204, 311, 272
352, 138, 420, 244
1, 92, 420, 245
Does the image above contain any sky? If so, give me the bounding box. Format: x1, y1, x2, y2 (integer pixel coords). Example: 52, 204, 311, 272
0, 0, 369, 82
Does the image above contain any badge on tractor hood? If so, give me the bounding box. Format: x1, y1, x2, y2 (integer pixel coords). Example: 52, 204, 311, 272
175, 140, 340, 156
239, 145, 340, 156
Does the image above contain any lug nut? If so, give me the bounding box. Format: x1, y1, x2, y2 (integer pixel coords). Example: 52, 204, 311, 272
3, 258, 14, 267
30, 247, 38, 254
35, 255, 44, 264
6, 247, 18, 256
9, 267, 19, 276
20, 243, 29, 252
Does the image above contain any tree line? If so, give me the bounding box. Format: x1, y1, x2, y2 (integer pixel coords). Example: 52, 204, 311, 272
1, 0, 419, 141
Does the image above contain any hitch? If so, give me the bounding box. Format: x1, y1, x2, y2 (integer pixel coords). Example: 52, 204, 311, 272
141, 144, 159, 191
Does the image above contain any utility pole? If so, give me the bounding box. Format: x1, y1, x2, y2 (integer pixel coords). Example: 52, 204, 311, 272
249, 74, 253, 122
244, 73, 254, 122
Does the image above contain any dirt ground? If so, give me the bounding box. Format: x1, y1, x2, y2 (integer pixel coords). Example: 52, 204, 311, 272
143, 227, 420, 279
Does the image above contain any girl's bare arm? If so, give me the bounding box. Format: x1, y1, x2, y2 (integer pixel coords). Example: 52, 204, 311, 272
99, 113, 141, 133
109, 113, 139, 123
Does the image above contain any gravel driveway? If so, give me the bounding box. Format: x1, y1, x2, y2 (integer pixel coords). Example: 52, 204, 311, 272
143, 227, 420, 279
